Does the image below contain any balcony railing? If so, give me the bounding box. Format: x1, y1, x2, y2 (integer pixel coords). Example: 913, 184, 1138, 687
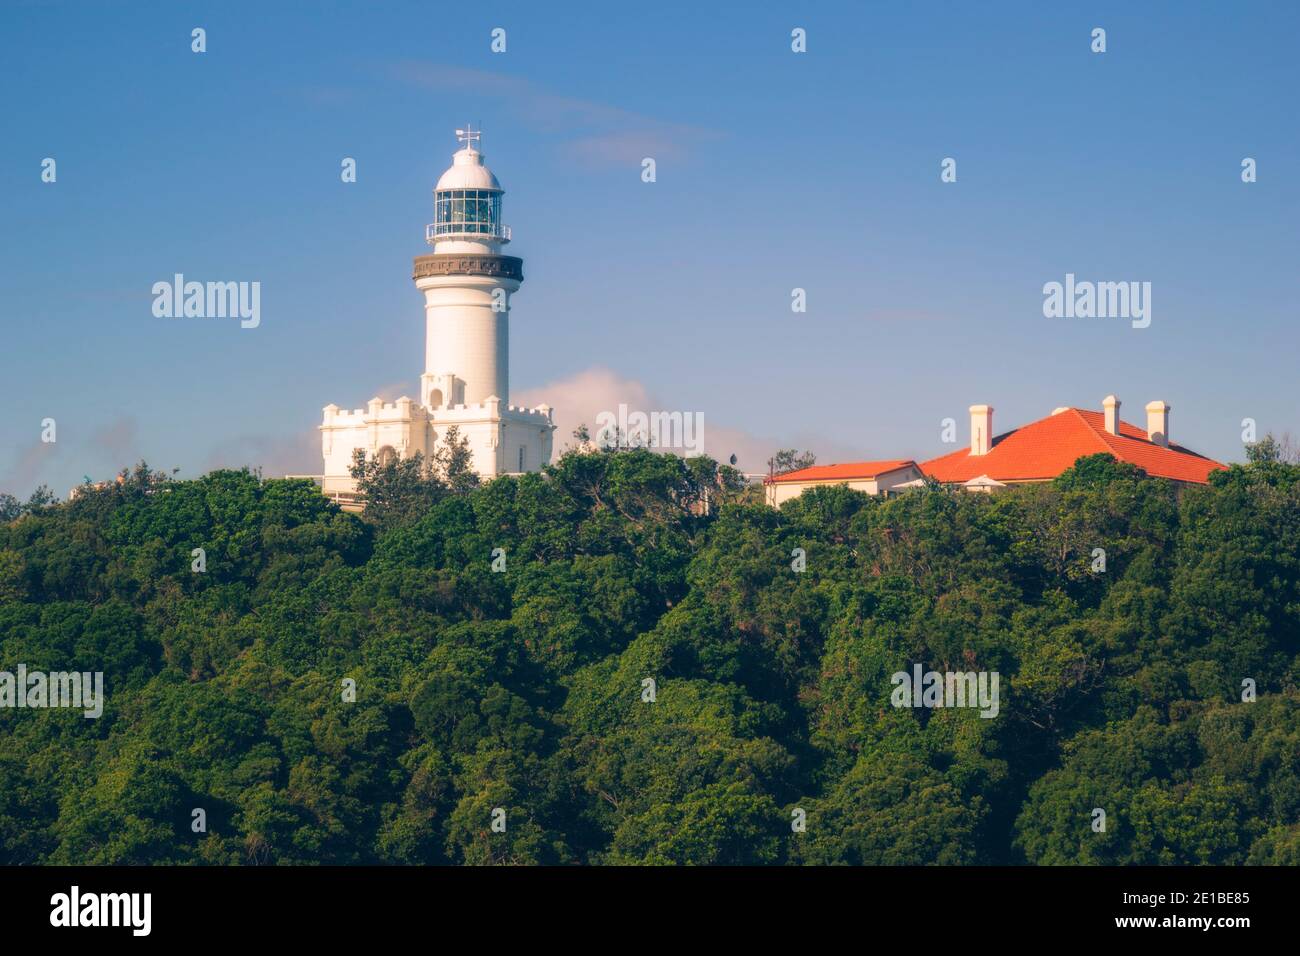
426, 222, 511, 244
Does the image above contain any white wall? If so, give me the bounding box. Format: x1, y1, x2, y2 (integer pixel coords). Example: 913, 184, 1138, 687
319, 398, 554, 493
418, 274, 518, 405
764, 464, 923, 507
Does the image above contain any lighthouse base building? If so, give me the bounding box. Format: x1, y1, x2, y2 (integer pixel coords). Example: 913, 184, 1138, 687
319, 394, 555, 496
319, 130, 554, 497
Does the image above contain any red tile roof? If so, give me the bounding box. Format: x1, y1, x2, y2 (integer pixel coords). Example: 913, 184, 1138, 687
767, 459, 917, 484
920, 408, 1225, 485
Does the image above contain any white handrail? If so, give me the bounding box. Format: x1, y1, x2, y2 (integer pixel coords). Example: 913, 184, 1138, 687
425, 222, 511, 243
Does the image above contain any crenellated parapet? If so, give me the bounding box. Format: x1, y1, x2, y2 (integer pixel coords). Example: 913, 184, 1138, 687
322, 397, 427, 427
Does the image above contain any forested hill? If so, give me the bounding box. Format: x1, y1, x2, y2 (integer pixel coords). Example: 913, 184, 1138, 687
1, 446, 1297, 865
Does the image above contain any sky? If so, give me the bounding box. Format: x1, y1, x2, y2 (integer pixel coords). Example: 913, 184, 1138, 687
2, 0, 1297, 498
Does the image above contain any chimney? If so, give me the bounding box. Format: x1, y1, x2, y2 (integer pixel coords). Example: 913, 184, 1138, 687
1102, 395, 1121, 436
969, 404, 993, 455
1145, 400, 1170, 447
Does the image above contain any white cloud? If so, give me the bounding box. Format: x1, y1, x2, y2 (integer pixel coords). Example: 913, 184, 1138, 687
514, 366, 861, 474
192, 369, 870, 488
201, 429, 320, 479
389, 62, 718, 167
1, 440, 57, 497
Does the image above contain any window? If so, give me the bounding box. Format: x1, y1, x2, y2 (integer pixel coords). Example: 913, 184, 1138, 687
518, 447, 525, 472
433, 188, 502, 236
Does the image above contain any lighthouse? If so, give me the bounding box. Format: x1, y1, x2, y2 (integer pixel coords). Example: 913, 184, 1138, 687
318, 129, 555, 495
418, 125, 518, 409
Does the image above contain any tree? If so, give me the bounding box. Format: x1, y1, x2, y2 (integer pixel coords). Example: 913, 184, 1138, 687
2, 446, 1299, 866
569, 423, 596, 454
349, 448, 447, 529
24, 485, 56, 513
790, 752, 985, 865
435, 425, 480, 494
1246, 432, 1300, 465
766, 449, 815, 477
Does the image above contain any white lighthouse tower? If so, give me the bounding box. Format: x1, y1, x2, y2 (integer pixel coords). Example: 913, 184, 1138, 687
420, 124, 513, 408
318, 129, 555, 495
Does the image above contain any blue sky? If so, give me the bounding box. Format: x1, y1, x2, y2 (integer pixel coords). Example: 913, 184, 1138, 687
2, 0, 1297, 496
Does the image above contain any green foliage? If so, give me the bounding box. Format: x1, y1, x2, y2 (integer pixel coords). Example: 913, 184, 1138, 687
766, 449, 816, 476
1, 451, 1297, 864
436, 425, 480, 496
350, 449, 448, 530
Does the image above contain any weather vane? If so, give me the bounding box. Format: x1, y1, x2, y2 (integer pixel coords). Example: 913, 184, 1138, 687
455, 125, 481, 150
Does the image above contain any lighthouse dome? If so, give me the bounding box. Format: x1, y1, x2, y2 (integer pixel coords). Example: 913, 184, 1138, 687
427, 129, 511, 245
435, 147, 502, 191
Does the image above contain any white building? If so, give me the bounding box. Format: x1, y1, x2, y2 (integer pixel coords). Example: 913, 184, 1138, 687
762, 397, 1227, 508
764, 459, 924, 506
319, 129, 555, 496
